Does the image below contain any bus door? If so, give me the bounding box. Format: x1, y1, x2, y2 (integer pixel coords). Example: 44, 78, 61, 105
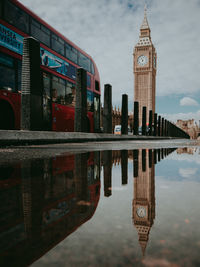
43, 73, 52, 130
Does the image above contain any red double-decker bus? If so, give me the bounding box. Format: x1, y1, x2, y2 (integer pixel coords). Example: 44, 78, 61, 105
0, 0, 101, 132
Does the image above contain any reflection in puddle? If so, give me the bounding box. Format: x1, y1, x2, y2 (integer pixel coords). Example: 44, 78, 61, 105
133, 149, 156, 256
0, 152, 101, 266
0, 147, 200, 266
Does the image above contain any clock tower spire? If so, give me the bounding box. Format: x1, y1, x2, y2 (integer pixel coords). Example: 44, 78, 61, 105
133, 5, 157, 126
141, 4, 149, 31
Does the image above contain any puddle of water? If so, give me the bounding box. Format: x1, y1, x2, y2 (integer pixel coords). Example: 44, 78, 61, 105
0, 147, 200, 266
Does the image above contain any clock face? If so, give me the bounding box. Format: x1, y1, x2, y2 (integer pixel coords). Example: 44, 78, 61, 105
136, 206, 146, 218
137, 55, 148, 66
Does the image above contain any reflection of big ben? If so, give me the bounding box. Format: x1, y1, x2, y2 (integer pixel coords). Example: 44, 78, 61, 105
133, 6, 157, 126
133, 149, 155, 255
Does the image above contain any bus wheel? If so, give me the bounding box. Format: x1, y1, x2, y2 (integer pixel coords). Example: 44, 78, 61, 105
0, 101, 15, 130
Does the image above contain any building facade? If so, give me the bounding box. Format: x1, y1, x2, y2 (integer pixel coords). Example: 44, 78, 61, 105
100, 105, 133, 133
176, 119, 199, 139
133, 7, 157, 126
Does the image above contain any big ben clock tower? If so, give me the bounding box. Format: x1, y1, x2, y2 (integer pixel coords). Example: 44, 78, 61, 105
133, 6, 157, 126
133, 149, 155, 255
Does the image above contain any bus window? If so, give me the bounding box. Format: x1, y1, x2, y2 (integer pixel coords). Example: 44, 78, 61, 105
94, 94, 100, 132
43, 73, 51, 99
79, 53, 90, 73
87, 75, 91, 88
91, 61, 95, 74
30, 18, 50, 47
0, 65, 15, 92
87, 91, 94, 112
52, 34, 64, 56
65, 43, 78, 64
65, 81, 75, 107
0, 53, 13, 67
0, 53, 16, 92
4, 1, 29, 33
95, 80, 100, 91
52, 76, 65, 104
43, 73, 51, 130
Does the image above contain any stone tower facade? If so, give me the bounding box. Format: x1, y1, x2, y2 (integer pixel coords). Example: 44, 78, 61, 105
133, 7, 157, 126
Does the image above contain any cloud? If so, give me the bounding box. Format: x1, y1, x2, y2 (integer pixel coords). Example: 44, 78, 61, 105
180, 97, 199, 106
179, 168, 198, 178
19, 0, 200, 110
161, 110, 200, 123
166, 148, 200, 165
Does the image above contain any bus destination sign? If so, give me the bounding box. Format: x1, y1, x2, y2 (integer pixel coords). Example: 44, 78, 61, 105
0, 24, 23, 55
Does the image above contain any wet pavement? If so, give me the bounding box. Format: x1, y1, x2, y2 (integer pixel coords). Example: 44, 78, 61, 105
0, 141, 200, 266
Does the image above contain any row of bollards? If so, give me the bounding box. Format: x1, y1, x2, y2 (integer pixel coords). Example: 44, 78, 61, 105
133, 147, 176, 178
102, 147, 176, 197
133, 100, 190, 138
102, 83, 190, 138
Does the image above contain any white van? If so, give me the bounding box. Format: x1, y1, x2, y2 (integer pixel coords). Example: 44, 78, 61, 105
114, 125, 121, 135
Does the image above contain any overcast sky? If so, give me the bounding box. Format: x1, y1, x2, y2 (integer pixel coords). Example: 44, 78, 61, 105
19, 0, 200, 123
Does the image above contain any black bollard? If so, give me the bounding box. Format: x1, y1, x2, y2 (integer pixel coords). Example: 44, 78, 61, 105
103, 150, 112, 197
75, 153, 88, 202
158, 116, 161, 136
153, 113, 157, 136
154, 149, 157, 164
166, 121, 168, 136
157, 149, 161, 162
161, 118, 164, 136
21, 37, 43, 130
75, 68, 88, 132
121, 150, 128, 185
161, 148, 164, 159
121, 94, 128, 135
169, 122, 172, 137
22, 159, 45, 242
103, 84, 112, 133
133, 149, 139, 178
142, 149, 146, 172
164, 119, 167, 136
149, 149, 152, 168
142, 106, 147, 136
133, 101, 139, 135
149, 110, 153, 136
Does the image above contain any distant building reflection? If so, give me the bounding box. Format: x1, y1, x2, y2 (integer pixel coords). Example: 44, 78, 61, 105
0, 152, 100, 266
176, 147, 197, 154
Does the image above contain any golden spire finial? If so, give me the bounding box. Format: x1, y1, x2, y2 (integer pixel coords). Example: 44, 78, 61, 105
144, 3, 147, 16
140, 3, 149, 30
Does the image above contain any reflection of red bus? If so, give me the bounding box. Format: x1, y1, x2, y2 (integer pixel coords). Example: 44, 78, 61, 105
0, 0, 101, 132
0, 152, 100, 266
